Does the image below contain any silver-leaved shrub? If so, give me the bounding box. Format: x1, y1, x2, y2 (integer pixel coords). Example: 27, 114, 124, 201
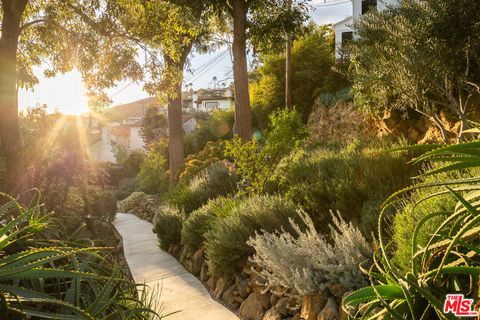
248, 210, 371, 296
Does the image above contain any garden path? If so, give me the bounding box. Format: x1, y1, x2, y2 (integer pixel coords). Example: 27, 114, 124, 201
113, 212, 239, 320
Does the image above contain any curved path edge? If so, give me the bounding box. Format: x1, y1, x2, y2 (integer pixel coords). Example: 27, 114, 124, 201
113, 213, 239, 320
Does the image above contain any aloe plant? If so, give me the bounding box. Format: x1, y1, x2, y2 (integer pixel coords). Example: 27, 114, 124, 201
0, 191, 160, 319
343, 142, 480, 319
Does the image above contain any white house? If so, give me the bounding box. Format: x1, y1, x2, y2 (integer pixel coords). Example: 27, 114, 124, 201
185, 88, 234, 112
333, 0, 400, 60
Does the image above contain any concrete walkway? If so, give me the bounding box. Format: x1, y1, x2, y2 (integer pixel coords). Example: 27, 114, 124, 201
113, 213, 239, 320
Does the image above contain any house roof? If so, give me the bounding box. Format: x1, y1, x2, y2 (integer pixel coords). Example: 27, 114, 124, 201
333, 15, 353, 27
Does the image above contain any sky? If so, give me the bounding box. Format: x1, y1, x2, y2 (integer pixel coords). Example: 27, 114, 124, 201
18, 0, 352, 115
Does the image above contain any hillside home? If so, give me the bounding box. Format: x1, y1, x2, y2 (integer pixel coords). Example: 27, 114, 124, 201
111, 118, 146, 152
333, 0, 399, 60
184, 88, 234, 112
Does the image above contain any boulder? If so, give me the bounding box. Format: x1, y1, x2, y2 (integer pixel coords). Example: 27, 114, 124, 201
240, 291, 272, 320
248, 273, 266, 292
263, 307, 282, 320
275, 297, 290, 316
235, 274, 250, 298
291, 313, 301, 320
214, 276, 231, 299
207, 276, 216, 291
300, 293, 327, 320
270, 294, 280, 307
222, 284, 240, 309
317, 298, 338, 320
192, 249, 204, 276
200, 262, 209, 282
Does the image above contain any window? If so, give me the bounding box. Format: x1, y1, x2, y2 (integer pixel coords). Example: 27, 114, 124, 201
342, 32, 353, 46
204, 101, 219, 110
362, 0, 377, 14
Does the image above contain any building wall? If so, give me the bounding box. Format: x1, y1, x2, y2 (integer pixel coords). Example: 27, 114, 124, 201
129, 127, 146, 151
333, 17, 354, 60
334, 0, 400, 60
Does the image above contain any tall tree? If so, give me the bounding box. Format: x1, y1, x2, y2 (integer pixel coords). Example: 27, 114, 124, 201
170, 0, 310, 141
113, 0, 214, 186
0, 0, 141, 198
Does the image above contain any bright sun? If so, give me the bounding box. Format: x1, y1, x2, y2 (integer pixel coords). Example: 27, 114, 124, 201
19, 70, 90, 115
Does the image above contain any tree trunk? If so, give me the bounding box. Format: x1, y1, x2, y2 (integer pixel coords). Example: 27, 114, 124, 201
167, 82, 184, 187
285, 0, 292, 108
285, 36, 292, 108
232, 0, 252, 141
0, 0, 29, 199
165, 44, 192, 187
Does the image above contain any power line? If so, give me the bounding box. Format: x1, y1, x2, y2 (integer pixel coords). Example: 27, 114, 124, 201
184, 50, 229, 83
111, 80, 136, 97
187, 52, 229, 84
311, 0, 351, 7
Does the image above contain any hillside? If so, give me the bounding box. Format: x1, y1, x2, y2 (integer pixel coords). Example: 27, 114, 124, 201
102, 97, 162, 123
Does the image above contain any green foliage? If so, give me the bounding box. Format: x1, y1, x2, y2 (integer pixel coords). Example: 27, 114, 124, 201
141, 106, 168, 144
225, 109, 307, 193
138, 151, 168, 194
180, 140, 227, 184
115, 176, 141, 200
250, 25, 349, 123
350, 0, 480, 141
153, 205, 183, 251
343, 141, 480, 319
184, 109, 234, 156
204, 195, 302, 276
269, 140, 415, 233
117, 191, 158, 221
168, 162, 239, 214
0, 193, 157, 319
114, 148, 146, 179
181, 197, 239, 255
61, 186, 117, 232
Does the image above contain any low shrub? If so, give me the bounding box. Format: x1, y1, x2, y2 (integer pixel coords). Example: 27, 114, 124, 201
153, 205, 183, 251
168, 162, 238, 214
117, 191, 158, 221
138, 151, 168, 195
225, 109, 307, 193
59, 186, 116, 232
180, 140, 227, 184
204, 195, 302, 276
181, 197, 239, 255
248, 210, 370, 296
268, 140, 416, 233
115, 176, 140, 200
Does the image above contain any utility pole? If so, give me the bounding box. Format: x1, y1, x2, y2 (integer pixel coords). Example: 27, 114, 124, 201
285, 0, 292, 108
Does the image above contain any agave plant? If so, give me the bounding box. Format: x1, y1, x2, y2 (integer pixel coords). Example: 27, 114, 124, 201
343, 142, 480, 319
0, 191, 160, 319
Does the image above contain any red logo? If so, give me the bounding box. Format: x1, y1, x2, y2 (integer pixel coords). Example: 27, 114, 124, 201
443, 294, 478, 317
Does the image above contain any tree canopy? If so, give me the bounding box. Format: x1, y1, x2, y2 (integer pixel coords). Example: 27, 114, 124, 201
350, 0, 480, 141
